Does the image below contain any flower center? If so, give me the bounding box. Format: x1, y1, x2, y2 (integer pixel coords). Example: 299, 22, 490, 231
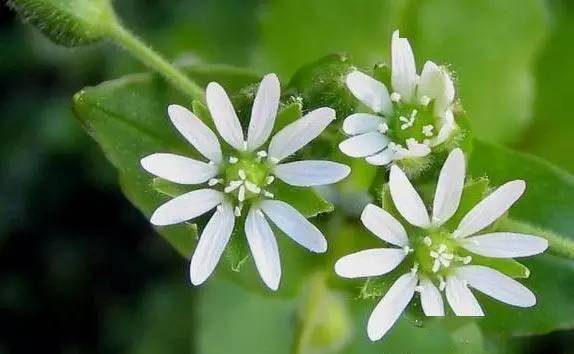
212, 151, 275, 216
413, 229, 471, 280
386, 99, 437, 147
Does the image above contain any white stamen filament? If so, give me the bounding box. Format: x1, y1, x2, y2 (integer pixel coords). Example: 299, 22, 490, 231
238, 185, 246, 202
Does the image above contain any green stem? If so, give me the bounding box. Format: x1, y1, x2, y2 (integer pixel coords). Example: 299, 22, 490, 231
107, 23, 204, 100
293, 273, 328, 354
501, 218, 574, 259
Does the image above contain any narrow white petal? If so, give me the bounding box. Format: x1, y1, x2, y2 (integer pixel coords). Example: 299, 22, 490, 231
206, 82, 245, 151
274, 160, 350, 187
245, 208, 281, 291
338, 132, 389, 158
346, 71, 393, 115
460, 233, 548, 258
391, 30, 417, 101
247, 74, 281, 151
141, 153, 219, 185
342, 113, 385, 135
168, 104, 222, 163
367, 272, 417, 341
335, 248, 406, 279
360, 203, 408, 247
419, 277, 445, 316
433, 110, 456, 146
454, 180, 526, 238
417, 61, 442, 101
150, 189, 223, 226
457, 266, 536, 307
389, 165, 430, 228
432, 148, 465, 226
189, 202, 235, 285
260, 200, 327, 253
445, 275, 484, 316
365, 148, 395, 166
268, 107, 335, 162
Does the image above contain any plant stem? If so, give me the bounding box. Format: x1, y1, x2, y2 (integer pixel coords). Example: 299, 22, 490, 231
293, 272, 328, 354
501, 218, 574, 259
108, 23, 204, 100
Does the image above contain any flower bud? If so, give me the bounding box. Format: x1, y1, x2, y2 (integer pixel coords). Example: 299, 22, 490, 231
8, 0, 116, 46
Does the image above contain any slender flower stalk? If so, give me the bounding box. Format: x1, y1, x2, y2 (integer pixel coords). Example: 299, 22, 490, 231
335, 148, 547, 341
141, 74, 350, 290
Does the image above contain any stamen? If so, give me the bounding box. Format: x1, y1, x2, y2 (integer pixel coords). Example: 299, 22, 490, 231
377, 123, 389, 134
269, 157, 280, 164
265, 176, 275, 185
390, 92, 401, 102
234, 205, 242, 217
238, 185, 246, 202
224, 180, 243, 193
422, 124, 434, 137
263, 190, 274, 198
437, 244, 447, 253
432, 259, 441, 273
245, 181, 261, 194
420, 95, 431, 106
462, 256, 472, 264
208, 178, 221, 187
238, 169, 247, 180
423, 236, 432, 246
257, 151, 268, 158
229, 156, 239, 164
402, 245, 412, 255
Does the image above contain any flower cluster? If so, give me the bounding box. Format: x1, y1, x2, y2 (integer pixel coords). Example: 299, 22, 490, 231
138, 29, 549, 343
141, 74, 350, 290
339, 30, 457, 167
335, 148, 548, 340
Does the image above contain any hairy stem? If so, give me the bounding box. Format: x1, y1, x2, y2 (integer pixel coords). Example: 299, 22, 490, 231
501, 218, 574, 259
108, 23, 204, 100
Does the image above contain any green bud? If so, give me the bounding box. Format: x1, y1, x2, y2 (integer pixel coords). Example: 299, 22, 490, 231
8, 0, 116, 46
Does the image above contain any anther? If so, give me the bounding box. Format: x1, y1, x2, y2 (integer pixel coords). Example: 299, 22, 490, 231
238, 169, 247, 180
245, 181, 261, 194
390, 92, 401, 102
229, 156, 239, 164
423, 236, 432, 246
208, 178, 221, 187
263, 190, 274, 198
420, 95, 431, 106
238, 185, 246, 202
265, 176, 275, 185
422, 124, 434, 137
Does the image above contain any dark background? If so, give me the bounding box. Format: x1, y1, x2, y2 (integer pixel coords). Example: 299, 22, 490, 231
1, 0, 573, 353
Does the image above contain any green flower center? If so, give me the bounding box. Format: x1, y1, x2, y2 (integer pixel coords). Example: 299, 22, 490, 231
386, 101, 437, 147
218, 152, 275, 215
412, 228, 471, 279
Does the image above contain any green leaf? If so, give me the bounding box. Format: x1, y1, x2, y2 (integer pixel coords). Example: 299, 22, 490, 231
469, 140, 574, 335
73, 64, 261, 257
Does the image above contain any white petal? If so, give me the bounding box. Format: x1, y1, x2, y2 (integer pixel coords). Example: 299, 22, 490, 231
338, 132, 389, 158
433, 110, 456, 146
334, 248, 406, 279
189, 202, 235, 285
457, 266, 536, 307
432, 148, 465, 226
260, 200, 327, 253
268, 107, 335, 162
342, 113, 385, 135
393, 142, 431, 160
247, 74, 281, 151
391, 30, 417, 101
168, 104, 222, 164
454, 180, 526, 238
445, 275, 484, 316
367, 272, 417, 341
460, 233, 548, 258
389, 165, 430, 228
150, 189, 223, 226
141, 153, 219, 185
417, 61, 454, 115
419, 277, 445, 316
346, 71, 393, 115
245, 208, 281, 291
206, 82, 245, 151
365, 148, 395, 166
274, 160, 350, 187
360, 203, 408, 247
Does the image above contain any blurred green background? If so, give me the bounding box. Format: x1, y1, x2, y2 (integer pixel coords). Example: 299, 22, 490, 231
1, 0, 573, 353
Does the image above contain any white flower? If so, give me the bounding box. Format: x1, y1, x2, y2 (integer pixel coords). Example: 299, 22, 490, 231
339, 30, 456, 166
335, 148, 547, 341
141, 74, 351, 290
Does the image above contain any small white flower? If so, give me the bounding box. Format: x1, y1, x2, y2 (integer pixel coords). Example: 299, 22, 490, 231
339, 30, 456, 166
335, 148, 547, 341
141, 74, 351, 291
